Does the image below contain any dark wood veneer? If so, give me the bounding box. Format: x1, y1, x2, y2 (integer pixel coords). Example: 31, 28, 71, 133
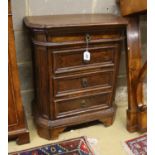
24, 14, 127, 140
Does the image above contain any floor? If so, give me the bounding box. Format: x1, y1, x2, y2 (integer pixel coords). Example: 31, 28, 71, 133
8, 104, 144, 155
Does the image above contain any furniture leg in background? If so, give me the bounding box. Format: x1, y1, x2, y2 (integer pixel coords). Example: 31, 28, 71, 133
118, 0, 147, 133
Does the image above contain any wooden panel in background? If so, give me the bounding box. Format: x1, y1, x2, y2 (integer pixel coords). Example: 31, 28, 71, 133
119, 0, 147, 16
8, 0, 30, 145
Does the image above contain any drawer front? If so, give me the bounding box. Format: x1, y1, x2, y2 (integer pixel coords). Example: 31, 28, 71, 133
54, 70, 113, 97
48, 30, 122, 43
53, 46, 117, 73
55, 92, 111, 118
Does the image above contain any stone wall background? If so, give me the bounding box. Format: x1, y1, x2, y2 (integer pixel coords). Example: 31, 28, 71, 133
11, 0, 147, 117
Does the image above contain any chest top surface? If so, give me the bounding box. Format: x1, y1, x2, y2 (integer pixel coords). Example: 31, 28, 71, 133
24, 14, 127, 29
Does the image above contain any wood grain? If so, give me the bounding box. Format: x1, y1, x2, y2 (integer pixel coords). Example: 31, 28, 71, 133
119, 0, 147, 16
8, 0, 30, 145
119, 0, 147, 132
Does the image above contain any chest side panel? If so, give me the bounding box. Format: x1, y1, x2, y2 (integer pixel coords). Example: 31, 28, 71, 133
33, 44, 51, 119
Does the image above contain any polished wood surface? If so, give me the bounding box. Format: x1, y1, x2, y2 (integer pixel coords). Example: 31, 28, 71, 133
119, 0, 147, 132
126, 16, 144, 132
24, 14, 127, 140
53, 46, 116, 73
119, 0, 147, 16
135, 61, 147, 132
24, 14, 127, 29
8, 0, 30, 144
54, 70, 113, 96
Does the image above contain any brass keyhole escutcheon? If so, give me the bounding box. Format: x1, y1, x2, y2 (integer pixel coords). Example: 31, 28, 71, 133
81, 78, 88, 88
85, 34, 91, 43
81, 100, 87, 108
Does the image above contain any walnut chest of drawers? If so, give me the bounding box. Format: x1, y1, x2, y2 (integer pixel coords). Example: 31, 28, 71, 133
24, 14, 127, 140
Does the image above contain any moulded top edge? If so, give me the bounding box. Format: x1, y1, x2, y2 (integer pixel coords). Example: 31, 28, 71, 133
24, 14, 128, 29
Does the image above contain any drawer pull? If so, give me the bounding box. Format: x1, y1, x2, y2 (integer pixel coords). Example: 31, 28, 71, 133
81, 78, 88, 88
81, 100, 87, 108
